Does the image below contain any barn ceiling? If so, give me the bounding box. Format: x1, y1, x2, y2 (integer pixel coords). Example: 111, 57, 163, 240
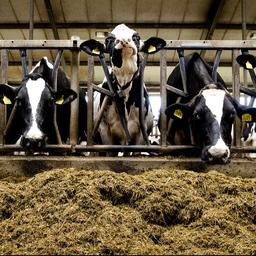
0, 0, 256, 87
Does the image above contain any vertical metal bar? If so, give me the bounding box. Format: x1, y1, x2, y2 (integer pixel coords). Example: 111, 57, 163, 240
160, 49, 167, 146
28, 0, 34, 70
212, 49, 222, 82
69, 37, 80, 146
87, 55, 94, 146
20, 49, 28, 78
0, 50, 8, 145
241, 0, 248, 104
232, 49, 241, 147
177, 49, 188, 94
52, 50, 63, 145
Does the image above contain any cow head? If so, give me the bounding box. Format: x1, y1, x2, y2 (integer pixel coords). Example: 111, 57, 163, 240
165, 83, 256, 163
80, 24, 166, 87
0, 57, 77, 151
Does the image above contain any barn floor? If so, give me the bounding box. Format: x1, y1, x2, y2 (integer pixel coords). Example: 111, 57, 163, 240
0, 155, 255, 179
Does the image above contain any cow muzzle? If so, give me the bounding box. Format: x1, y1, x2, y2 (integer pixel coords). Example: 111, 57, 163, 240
20, 136, 47, 152
201, 145, 230, 163
115, 39, 137, 55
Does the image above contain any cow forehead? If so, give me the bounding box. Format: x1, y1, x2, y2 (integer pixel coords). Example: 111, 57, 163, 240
201, 88, 226, 124
111, 24, 136, 39
26, 78, 46, 109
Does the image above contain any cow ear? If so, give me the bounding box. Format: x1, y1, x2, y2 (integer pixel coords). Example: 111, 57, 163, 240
165, 103, 191, 121
140, 37, 166, 54
54, 89, 77, 105
0, 84, 18, 105
228, 95, 256, 122
80, 39, 105, 56
236, 53, 256, 70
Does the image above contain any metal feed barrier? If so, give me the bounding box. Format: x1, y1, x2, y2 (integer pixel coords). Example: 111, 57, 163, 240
1, 39, 256, 156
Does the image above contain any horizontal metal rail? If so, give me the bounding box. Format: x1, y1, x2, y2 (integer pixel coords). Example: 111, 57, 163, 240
0, 39, 256, 50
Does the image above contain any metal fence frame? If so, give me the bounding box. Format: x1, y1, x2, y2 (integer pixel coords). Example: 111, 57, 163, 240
1, 39, 256, 155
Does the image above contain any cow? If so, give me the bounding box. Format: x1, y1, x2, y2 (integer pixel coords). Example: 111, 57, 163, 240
0, 57, 87, 152
80, 24, 165, 155
164, 52, 256, 163
236, 52, 256, 157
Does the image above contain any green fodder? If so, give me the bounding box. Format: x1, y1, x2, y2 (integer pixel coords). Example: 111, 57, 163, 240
0, 168, 255, 255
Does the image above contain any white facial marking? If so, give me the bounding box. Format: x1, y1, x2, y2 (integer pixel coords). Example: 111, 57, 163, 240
26, 78, 45, 139
111, 24, 138, 87
202, 88, 225, 125
202, 88, 230, 159
29, 57, 53, 73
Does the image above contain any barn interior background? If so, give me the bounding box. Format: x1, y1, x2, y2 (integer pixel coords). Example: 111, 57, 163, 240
0, 0, 256, 154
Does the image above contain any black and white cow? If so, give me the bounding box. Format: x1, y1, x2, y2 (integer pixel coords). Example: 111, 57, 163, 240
165, 52, 256, 163
0, 57, 87, 152
81, 24, 165, 152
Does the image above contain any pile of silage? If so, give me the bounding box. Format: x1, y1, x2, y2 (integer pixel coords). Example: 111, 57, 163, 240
0, 168, 255, 255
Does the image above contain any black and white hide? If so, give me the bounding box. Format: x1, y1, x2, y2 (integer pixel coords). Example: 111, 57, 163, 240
0, 57, 87, 152
165, 52, 256, 163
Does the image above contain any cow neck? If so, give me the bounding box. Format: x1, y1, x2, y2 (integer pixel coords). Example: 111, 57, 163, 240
111, 67, 140, 92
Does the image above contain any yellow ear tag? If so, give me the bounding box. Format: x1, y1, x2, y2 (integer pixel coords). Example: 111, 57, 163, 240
245, 61, 253, 69
242, 113, 252, 122
3, 95, 11, 105
92, 48, 100, 55
148, 45, 156, 53
55, 95, 64, 105
174, 109, 183, 119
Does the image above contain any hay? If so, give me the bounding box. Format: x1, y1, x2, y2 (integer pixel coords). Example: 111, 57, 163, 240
0, 168, 255, 255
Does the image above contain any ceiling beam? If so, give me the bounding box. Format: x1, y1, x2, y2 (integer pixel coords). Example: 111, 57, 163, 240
201, 0, 226, 56
0, 22, 256, 30
44, 0, 66, 70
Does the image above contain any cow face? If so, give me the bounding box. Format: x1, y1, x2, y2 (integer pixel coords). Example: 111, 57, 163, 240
0, 63, 77, 151
166, 84, 256, 163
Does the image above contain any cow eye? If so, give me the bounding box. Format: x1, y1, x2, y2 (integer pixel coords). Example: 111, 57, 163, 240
15, 97, 22, 107
193, 112, 200, 120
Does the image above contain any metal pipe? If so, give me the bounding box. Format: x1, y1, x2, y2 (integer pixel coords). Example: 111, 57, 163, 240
86, 55, 94, 145
212, 49, 222, 82
69, 45, 80, 146
52, 50, 63, 145
160, 49, 167, 146
20, 49, 28, 78
139, 54, 150, 145
177, 49, 188, 94
28, 0, 34, 70
0, 50, 8, 145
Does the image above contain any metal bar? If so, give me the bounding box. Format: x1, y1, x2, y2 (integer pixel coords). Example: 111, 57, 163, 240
52, 50, 63, 145
139, 54, 150, 145
165, 84, 188, 97
20, 49, 28, 78
69, 37, 80, 146
0, 40, 256, 50
212, 49, 222, 82
0, 40, 75, 49
28, 0, 34, 70
240, 86, 256, 98
93, 85, 115, 98
87, 55, 94, 146
232, 49, 241, 147
160, 49, 167, 146
177, 49, 188, 94
0, 50, 8, 145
